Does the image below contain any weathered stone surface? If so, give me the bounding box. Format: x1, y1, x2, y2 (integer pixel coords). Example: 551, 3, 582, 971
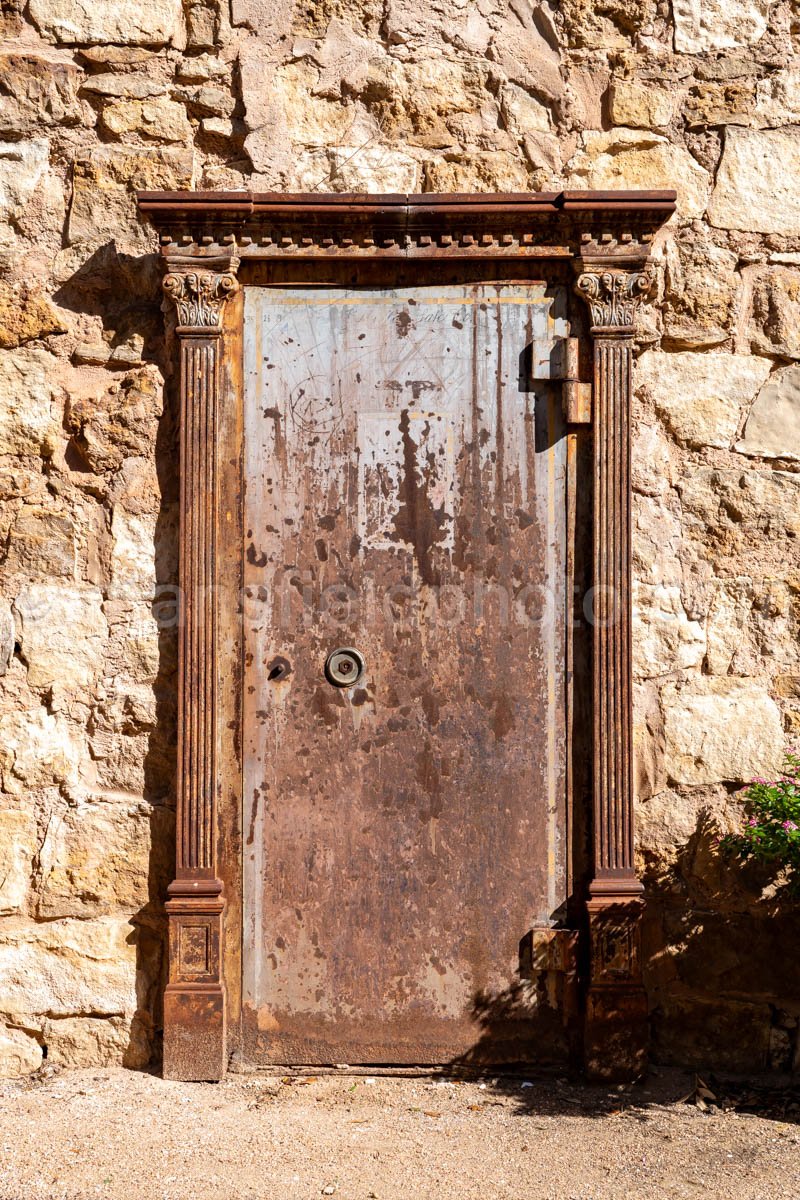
708, 128, 800, 235
736, 364, 800, 462
662, 232, 737, 347
703, 580, 750, 676
608, 79, 676, 128
35, 800, 172, 918
748, 269, 800, 360
79, 73, 167, 100
98, 96, 192, 144
423, 152, 529, 193
678, 468, 800, 563
109, 510, 157, 601
13, 584, 106, 693
633, 583, 706, 679
41, 1014, 150, 1069
0, 1024, 42, 1077
684, 80, 754, 129
0, 708, 84, 797
0, 349, 58, 458
636, 351, 770, 449
0, 139, 50, 222
672, 0, 770, 53
0, 53, 85, 135
754, 67, 800, 127
0, 810, 37, 915
566, 129, 710, 219
28, 0, 184, 47
0, 281, 67, 349
0, 917, 138, 1021
66, 368, 161, 473
662, 679, 783, 785
66, 146, 193, 249
4, 507, 75, 578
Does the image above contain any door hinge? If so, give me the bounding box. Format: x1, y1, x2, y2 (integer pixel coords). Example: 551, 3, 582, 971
554, 337, 592, 425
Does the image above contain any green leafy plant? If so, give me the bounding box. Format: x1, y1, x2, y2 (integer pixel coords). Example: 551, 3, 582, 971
719, 750, 800, 895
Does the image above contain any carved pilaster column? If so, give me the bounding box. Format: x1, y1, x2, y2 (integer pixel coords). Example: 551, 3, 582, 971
575, 264, 652, 1081
161, 258, 239, 1081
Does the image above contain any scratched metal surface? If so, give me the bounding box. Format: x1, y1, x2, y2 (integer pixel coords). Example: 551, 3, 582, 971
242, 284, 569, 1065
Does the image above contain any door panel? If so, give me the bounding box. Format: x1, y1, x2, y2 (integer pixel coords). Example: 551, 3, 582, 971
242, 284, 569, 1065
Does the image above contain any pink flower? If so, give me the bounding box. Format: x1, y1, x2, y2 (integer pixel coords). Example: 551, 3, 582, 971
748, 817, 759, 827
782, 820, 798, 832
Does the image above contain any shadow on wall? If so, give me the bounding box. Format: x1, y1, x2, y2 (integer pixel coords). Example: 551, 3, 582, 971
55, 241, 179, 1069
643, 809, 800, 1075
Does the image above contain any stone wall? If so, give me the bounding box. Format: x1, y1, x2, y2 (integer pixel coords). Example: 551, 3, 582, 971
1, 0, 799, 1076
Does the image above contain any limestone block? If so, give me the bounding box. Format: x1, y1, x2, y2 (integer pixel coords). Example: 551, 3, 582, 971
109, 509, 157, 601
672, 0, 770, 52
754, 68, 800, 127
0, 917, 138, 1021
0, 349, 58, 458
13, 583, 107, 693
684, 80, 754, 128
662, 678, 783, 785
424, 152, 530, 194
66, 146, 194, 250
79, 73, 166, 100
662, 233, 737, 347
708, 129, 800, 235
0, 139, 50, 222
66, 368, 162, 473
736, 365, 800, 462
41, 1014, 149, 1069
703, 578, 761, 677
566, 130, 710, 220
633, 583, 706, 679
27, 0, 184, 47
631, 421, 675, 497
5, 507, 76, 578
0, 809, 37, 915
173, 84, 235, 118
175, 53, 229, 83
0, 708, 84, 796
633, 493, 684, 587
609, 80, 676, 128
485, 24, 562, 104
678, 468, 800, 562
0, 281, 68, 349
35, 799, 172, 918
0, 601, 12, 676
636, 789, 703, 869
748, 269, 800, 360
320, 144, 419, 193
0, 54, 84, 136
636, 351, 770, 449
499, 83, 552, 136
98, 97, 192, 144
0, 1025, 42, 1077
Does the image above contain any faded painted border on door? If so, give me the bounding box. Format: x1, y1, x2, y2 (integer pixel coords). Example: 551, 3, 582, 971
136, 190, 676, 1083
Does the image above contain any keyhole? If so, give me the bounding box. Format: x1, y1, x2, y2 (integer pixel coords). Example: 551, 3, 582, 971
267, 656, 291, 682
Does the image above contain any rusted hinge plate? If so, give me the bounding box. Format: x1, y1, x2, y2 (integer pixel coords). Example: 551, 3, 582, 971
553, 336, 592, 425
520, 927, 579, 975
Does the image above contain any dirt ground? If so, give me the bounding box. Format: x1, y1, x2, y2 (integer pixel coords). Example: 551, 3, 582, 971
1, 1066, 799, 1200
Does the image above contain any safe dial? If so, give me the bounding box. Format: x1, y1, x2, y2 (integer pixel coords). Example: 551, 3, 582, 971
324, 647, 365, 689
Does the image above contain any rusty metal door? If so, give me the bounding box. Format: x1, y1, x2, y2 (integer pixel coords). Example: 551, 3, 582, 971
242, 283, 569, 1065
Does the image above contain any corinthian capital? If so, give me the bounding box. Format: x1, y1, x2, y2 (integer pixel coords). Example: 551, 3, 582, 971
162, 264, 239, 331
575, 268, 653, 331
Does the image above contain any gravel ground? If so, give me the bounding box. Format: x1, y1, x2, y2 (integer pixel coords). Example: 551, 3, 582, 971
0, 1066, 799, 1200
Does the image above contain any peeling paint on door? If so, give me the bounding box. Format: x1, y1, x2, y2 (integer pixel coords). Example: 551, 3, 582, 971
242, 284, 569, 1065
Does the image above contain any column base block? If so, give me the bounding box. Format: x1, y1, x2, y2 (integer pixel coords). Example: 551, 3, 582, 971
584, 985, 648, 1083
163, 984, 226, 1081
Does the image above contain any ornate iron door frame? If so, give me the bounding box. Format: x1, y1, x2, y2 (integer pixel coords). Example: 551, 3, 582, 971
137, 189, 675, 1082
